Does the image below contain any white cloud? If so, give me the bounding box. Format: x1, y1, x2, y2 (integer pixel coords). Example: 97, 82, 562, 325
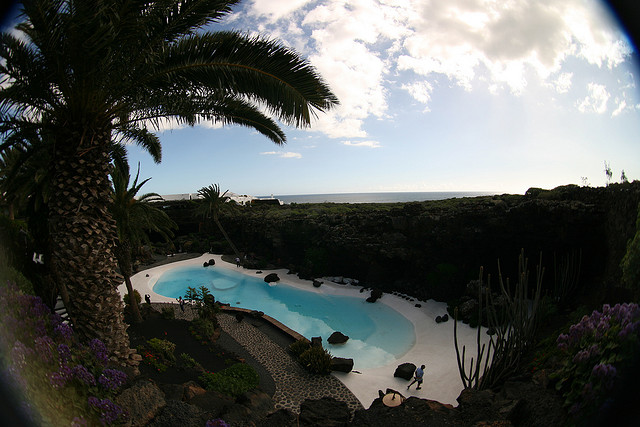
612, 99, 627, 117
149, 117, 224, 133
342, 140, 381, 148
245, 0, 310, 21
577, 83, 610, 114
401, 81, 433, 111
232, 0, 633, 138
396, 0, 630, 94
549, 72, 573, 93
260, 151, 302, 158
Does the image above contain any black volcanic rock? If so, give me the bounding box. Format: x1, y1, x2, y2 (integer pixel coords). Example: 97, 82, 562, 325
299, 397, 351, 426
394, 363, 416, 380
264, 273, 280, 283
327, 331, 349, 344
330, 357, 354, 373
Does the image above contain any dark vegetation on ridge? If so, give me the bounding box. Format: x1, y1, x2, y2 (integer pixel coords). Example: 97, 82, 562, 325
159, 182, 640, 306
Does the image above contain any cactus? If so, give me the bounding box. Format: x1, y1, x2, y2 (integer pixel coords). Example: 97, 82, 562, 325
454, 249, 543, 390
454, 268, 489, 389
553, 249, 582, 308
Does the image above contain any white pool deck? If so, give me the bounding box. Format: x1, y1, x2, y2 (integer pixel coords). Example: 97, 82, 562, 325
119, 253, 489, 409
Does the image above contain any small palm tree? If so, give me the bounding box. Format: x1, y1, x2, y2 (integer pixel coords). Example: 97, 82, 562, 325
197, 184, 240, 260
110, 162, 177, 323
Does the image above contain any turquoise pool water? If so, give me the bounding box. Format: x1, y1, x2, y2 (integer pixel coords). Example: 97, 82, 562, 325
153, 265, 416, 369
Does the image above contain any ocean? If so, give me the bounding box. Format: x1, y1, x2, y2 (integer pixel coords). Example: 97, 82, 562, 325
266, 191, 497, 204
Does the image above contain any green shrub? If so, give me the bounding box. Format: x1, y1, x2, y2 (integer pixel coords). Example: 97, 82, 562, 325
178, 353, 201, 370
0, 265, 34, 295
147, 338, 176, 363
199, 363, 259, 397
123, 289, 141, 306
193, 318, 217, 338
299, 346, 332, 375
289, 338, 311, 358
184, 286, 218, 319
621, 202, 640, 293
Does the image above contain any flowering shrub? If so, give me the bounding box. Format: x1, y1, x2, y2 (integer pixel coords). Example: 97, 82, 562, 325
140, 350, 168, 372
554, 302, 640, 419
0, 282, 128, 425
206, 418, 230, 427
138, 338, 177, 372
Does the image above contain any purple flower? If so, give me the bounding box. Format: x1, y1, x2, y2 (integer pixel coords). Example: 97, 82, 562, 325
592, 363, 617, 389
34, 336, 55, 363
206, 419, 230, 427
556, 334, 569, 351
54, 322, 73, 341
72, 365, 96, 386
89, 339, 109, 366
33, 319, 47, 338
10, 341, 33, 369
49, 371, 67, 389
50, 312, 63, 328
48, 363, 75, 389
22, 294, 49, 319
582, 382, 594, 399
572, 349, 591, 363
98, 369, 127, 391
57, 344, 71, 363
71, 417, 87, 427
88, 396, 126, 425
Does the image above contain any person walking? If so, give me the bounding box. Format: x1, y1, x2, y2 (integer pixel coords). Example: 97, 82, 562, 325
177, 296, 185, 312
407, 364, 425, 390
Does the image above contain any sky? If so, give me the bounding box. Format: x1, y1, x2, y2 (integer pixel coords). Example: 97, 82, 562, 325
125, 0, 640, 197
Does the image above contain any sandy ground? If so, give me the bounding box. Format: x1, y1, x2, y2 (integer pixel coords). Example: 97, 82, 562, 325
119, 253, 490, 409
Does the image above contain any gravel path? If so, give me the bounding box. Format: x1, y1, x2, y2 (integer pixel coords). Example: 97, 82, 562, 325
149, 303, 363, 414
216, 312, 363, 414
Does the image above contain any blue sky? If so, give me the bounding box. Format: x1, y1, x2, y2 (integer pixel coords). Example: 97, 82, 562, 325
126, 0, 640, 197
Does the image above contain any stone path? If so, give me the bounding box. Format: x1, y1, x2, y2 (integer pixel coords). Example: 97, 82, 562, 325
216, 312, 364, 414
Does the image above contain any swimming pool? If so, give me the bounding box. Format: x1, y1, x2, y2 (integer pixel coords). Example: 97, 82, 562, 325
153, 265, 416, 369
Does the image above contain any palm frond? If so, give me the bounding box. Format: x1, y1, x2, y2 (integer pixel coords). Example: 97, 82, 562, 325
143, 0, 240, 42
128, 91, 287, 144
149, 31, 339, 127
113, 124, 162, 163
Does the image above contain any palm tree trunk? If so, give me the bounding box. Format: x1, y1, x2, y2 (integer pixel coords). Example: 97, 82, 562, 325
48, 135, 131, 364
215, 217, 241, 260
115, 239, 142, 323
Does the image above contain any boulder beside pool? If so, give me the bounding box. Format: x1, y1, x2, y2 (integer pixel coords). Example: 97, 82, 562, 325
264, 273, 280, 283
394, 362, 416, 380
366, 288, 384, 303
327, 331, 349, 344
330, 357, 354, 373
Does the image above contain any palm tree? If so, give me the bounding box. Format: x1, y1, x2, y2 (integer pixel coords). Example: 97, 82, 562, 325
197, 183, 240, 260
110, 162, 177, 323
0, 0, 338, 361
